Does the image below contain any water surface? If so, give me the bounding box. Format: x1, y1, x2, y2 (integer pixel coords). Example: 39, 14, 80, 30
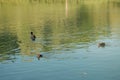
0, 0, 120, 80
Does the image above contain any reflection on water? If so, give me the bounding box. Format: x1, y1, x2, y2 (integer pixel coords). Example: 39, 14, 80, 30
0, 0, 120, 80
0, 0, 120, 62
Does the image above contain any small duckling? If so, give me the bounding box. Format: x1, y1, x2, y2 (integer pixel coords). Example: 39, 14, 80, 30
98, 42, 105, 47
31, 32, 36, 41
37, 54, 43, 60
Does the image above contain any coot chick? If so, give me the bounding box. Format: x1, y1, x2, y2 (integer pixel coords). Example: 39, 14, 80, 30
98, 42, 105, 47
37, 54, 43, 60
31, 32, 36, 41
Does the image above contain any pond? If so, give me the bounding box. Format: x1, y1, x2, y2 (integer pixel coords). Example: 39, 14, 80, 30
0, 0, 120, 80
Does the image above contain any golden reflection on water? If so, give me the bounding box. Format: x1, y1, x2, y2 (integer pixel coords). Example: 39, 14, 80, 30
0, 0, 120, 62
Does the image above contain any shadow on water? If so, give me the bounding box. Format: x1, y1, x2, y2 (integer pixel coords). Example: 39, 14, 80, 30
76, 4, 93, 27
113, 1, 120, 7
42, 20, 53, 52
0, 32, 19, 63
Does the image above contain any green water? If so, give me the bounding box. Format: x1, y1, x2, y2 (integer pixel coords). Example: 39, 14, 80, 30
0, 0, 120, 80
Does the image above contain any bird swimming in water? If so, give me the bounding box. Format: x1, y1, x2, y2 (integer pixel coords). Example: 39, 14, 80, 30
98, 42, 105, 47
31, 32, 36, 41
37, 54, 43, 60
